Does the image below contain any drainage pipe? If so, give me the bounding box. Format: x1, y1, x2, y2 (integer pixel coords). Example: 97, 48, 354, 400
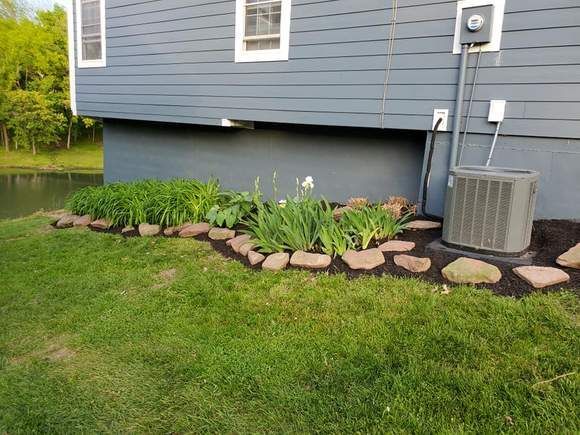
421, 117, 444, 220
448, 43, 470, 170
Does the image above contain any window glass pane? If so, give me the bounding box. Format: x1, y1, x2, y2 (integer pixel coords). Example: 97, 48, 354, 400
80, 0, 102, 61
244, 0, 281, 51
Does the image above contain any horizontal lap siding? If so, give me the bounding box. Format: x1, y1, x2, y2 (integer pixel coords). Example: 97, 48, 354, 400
381, 1, 580, 137
75, 0, 580, 138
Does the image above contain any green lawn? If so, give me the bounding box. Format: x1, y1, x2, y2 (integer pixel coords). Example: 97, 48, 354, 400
0, 139, 103, 170
0, 216, 578, 433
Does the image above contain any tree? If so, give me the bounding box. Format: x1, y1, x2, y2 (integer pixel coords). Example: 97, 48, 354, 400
7, 90, 65, 154
0, 1, 101, 154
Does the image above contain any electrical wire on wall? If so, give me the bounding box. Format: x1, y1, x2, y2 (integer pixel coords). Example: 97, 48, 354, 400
457, 45, 482, 166
379, 0, 398, 129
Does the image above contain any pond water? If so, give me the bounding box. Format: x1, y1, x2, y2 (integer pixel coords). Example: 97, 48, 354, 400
0, 169, 103, 220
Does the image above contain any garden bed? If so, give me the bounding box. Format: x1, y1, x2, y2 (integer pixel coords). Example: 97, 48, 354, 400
78, 217, 579, 298
59, 178, 578, 297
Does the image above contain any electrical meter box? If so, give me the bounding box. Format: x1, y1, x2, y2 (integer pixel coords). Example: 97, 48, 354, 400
460, 5, 494, 45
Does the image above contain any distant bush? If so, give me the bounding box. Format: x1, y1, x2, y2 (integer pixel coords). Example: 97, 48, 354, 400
66, 179, 220, 227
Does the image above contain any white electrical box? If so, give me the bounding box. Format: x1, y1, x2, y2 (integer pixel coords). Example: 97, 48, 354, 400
432, 109, 449, 131
488, 100, 506, 122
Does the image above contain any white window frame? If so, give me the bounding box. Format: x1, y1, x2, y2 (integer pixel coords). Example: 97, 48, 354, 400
75, 0, 106, 68
235, 0, 291, 63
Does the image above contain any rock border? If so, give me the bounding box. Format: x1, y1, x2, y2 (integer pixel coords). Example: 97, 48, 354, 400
52, 218, 578, 292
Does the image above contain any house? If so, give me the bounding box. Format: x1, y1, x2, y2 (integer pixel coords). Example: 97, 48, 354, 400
68, 0, 580, 219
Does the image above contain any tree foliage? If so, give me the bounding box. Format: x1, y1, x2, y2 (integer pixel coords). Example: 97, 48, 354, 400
0, 0, 99, 153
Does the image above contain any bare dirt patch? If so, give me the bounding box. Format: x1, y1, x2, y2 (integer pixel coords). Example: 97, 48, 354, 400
152, 268, 178, 289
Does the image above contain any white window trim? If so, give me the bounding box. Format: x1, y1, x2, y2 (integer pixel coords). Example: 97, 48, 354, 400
66, 1, 77, 115
75, 0, 107, 68
235, 0, 291, 63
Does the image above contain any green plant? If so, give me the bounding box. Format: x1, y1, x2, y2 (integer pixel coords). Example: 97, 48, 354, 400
340, 208, 379, 249
66, 178, 220, 227
340, 205, 411, 249
319, 219, 354, 257
245, 197, 333, 253
206, 183, 262, 228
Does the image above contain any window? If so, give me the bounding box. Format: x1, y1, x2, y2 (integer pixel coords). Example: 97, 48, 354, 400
235, 0, 291, 62
76, 0, 106, 67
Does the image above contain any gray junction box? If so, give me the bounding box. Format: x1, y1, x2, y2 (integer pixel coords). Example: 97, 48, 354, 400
460, 5, 495, 45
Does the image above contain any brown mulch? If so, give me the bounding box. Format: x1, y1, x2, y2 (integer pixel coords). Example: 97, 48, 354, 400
58, 219, 579, 298
206, 219, 579, 298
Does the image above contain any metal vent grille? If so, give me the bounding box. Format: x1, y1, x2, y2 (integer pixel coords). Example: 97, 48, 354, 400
450, 176, 514, 251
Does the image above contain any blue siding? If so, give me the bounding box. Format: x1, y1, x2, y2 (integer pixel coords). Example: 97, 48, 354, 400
74, 0, 580, 138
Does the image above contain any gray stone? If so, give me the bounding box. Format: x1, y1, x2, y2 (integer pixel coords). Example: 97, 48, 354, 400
239, 242, 255, 256
121, 225, 135, 234
556, 243, 580, 270
442, 257, 502, 284
227, 234, 252, 253
208, 227, 236, 240
262, 253, 290, 271
394, 254, 431, 273
290, 250, 332, 269
139, 223, 161, 237
406, 220, 442, 230
248, 251, 266, 266
163, 226, 180, 236
513, 266, 570, 288
56, 214, 78, 228
179, 223, 210, 238
91, 218, 111, 230
342, 249, 385, 270
379, 240, 415, 252
73, 215, 92, 227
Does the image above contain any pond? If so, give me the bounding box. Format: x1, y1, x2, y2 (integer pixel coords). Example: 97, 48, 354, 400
0, 169, 103, 220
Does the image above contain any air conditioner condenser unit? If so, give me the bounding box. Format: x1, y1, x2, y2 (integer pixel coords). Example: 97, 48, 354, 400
443, 166, 540, 255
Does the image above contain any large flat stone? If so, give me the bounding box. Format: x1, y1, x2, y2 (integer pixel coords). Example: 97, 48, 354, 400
290, 251, 332, 269
342, 249, 385, 270
73, 215, 92, 227
227, 234, 252, 253
513, 266, 570, 289
394, 254, 431, 273
179, 223, 210, 238
379, 240, 415, 252
406, 220, 442, 230
262, 253, 290, 271
239, 242, 255, 256
208, 227, 236, 240
91, 218, 111, 230
163, 226, 180, 236
556, 243, 580, 270
139, 223, 161, 237
248, 251, 265, 266
56, 214, 78, 228
442, 257, 502, 284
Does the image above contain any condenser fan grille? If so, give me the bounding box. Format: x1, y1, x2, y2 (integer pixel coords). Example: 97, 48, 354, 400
450, 177, 513, 251
443, 166, 539, 255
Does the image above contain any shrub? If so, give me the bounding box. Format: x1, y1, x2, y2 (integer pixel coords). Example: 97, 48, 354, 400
319, 219, 355, 257
341, 205, 411, 249
66, 179, 220, 227
206, 181, 262, 228
245, 197, 334, 254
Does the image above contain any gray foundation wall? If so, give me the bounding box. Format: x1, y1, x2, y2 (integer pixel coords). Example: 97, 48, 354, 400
420, 132, 580, 220
104, 119, 426, 203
